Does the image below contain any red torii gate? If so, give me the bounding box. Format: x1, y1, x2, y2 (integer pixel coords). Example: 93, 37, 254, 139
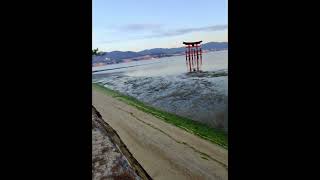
183, 41, 202, 72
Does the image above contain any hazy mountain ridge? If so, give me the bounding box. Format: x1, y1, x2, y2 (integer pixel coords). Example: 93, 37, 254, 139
93, 42, 228, 64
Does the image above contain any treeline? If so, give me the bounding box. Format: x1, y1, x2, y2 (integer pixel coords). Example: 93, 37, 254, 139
92, 48, 104, 56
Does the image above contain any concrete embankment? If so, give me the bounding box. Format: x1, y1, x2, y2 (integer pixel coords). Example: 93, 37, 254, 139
92, 106, 152, 180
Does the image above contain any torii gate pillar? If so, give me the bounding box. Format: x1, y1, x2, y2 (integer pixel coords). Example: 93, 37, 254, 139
183, 41, 203, 72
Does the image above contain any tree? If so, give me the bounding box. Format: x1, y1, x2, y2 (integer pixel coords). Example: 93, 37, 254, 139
92, 48, 99, 55
92, 48, 105, 56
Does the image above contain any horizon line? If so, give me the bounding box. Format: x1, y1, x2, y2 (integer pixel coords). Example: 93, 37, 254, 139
95, 41, 228, 53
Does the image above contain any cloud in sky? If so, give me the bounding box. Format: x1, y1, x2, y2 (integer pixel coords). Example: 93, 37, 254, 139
118, 23, 163, 32
146, 24, 228, 38
97, 24, 228, 44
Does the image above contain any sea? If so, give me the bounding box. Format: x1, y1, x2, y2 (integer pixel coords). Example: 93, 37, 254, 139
92, 50, 228, 132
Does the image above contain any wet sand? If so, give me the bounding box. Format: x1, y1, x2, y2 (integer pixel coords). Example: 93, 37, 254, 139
93, 70, 228, 132
93, 89, 228, 180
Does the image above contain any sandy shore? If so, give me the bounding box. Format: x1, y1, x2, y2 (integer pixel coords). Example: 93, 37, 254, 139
93, 88, 228, 180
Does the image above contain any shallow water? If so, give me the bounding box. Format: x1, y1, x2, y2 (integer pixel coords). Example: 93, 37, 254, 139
93, 51, 228, 132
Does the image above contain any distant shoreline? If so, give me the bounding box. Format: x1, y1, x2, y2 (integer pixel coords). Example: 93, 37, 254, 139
93, 49, 228, 67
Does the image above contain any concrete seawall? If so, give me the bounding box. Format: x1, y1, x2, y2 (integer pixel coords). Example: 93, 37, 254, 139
92, 106, 152, 180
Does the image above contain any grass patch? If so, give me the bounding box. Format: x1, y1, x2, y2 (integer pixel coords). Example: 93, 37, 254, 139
93, 83, 228, 149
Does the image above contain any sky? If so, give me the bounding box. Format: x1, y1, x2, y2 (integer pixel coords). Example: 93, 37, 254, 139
93, 0, 228, 52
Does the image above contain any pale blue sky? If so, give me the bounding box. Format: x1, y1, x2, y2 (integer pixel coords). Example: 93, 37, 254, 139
93, 0, 228, 52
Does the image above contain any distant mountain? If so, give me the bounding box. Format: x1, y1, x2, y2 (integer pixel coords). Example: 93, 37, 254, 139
138, 42, 228, 56
92, 51, 142, 64
138, 47, 185, 56
201, 42, 228, 50
93, 42, 227, 64
106, 51, 142, 60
